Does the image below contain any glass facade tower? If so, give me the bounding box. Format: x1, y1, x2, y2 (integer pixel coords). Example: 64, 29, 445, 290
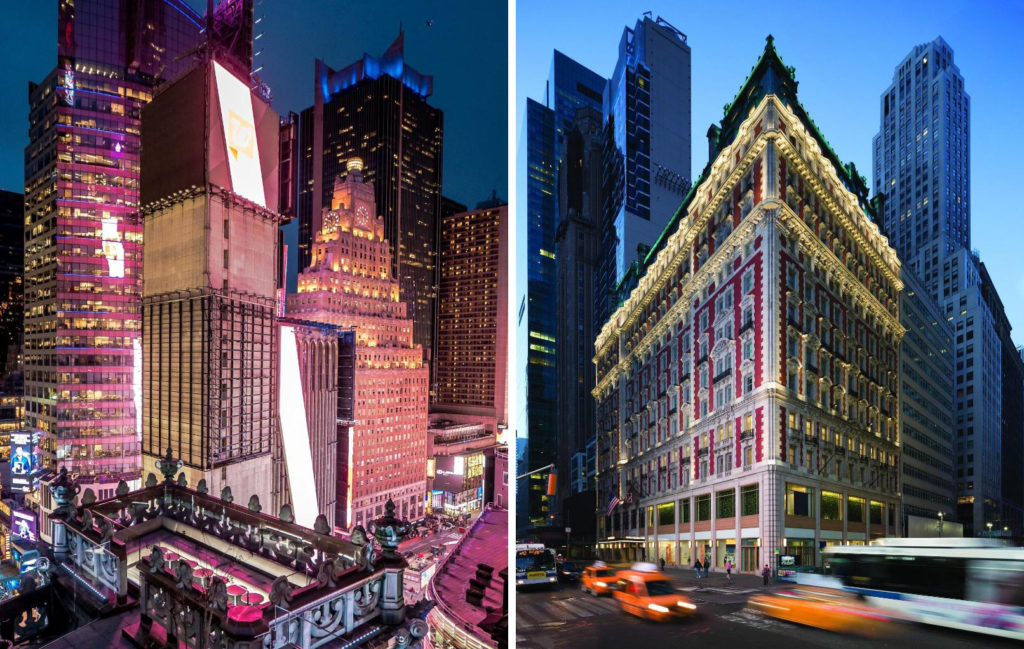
602, 16, 691, 309
520, 52, 605, 528
24, 0, 204, 489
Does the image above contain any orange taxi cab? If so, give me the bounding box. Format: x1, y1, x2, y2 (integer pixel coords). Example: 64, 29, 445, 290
580, 562, 618, 596
748, 586, 896, 637
612, 563, 697, 621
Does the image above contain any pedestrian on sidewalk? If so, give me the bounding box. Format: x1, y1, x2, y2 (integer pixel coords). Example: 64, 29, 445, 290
660, 557, 665, 572
703, 558, 709, 579
762, 563, 771, 586
725, 559, 732, 582
694, 558, 702, 580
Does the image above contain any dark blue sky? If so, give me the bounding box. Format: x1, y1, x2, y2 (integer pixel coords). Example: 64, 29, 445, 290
517, 0, 1024, 343
0, 0, 507, 208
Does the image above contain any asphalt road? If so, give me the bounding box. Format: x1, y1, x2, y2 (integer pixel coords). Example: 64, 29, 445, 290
517, 579, 1022, 649
399, 527, 465, 558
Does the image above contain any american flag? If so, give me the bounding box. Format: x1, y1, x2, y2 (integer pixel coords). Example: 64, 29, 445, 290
606, 493, 621, 516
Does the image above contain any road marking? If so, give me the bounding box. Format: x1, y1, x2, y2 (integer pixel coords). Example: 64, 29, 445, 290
721, 608, 790, 632
575, 597, 619, 616
518, 604, 557, 626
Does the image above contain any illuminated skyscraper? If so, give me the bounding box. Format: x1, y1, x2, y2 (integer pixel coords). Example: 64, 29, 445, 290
23, 0, 208, 492
0, 190, 22, 388
140, 56, 282, 507
434, 198, 509, 436
288, 159, 429, 528
296, 33, 443, 388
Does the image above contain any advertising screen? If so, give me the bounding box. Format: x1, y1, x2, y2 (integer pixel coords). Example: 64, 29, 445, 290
213, 61, 266, 208
433, 455, 467, 493
9, 432, 37, 492
12, 509, 37, 542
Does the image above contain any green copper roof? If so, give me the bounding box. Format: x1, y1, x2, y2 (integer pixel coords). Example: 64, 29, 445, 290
631, 35, 873, 288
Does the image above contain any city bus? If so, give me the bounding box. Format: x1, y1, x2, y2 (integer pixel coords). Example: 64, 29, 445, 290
825, 538, 1024, 640
515, 543, 557, 588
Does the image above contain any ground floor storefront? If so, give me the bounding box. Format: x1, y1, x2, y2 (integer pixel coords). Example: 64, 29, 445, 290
598, 470, 898, 573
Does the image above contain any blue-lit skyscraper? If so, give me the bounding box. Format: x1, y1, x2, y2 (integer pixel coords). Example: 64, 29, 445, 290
519, 53, 604, 529
599, 16, 691, 325
296, 32, 443, 387
873, 37, 969, 300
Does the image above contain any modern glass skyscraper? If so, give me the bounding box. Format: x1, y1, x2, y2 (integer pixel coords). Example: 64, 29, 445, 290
601, 16, 691, 314
873, 37, 969, 299
296, 33, 443, 387
23, 0, 207, 491
520, 53, 604, 528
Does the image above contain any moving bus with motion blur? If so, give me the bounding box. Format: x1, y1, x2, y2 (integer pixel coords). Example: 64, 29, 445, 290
515, 543, 557, 588
825, 538, 1024, 640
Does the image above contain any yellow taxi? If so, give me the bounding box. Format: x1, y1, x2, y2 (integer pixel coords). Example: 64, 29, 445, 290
580, 562, 618, 596
748, 586, 896, 637
612, 563, 697, 621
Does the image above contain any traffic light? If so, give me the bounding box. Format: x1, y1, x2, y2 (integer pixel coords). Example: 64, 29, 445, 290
546, 471, 557, 497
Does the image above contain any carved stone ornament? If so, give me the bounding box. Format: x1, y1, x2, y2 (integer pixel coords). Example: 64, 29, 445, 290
149, 546, 165, 573
268, 575, 293, 609
278, 503, 294, 523
206, 576, 228, 613
196, 479, 209, 494
175, 560, 194, 590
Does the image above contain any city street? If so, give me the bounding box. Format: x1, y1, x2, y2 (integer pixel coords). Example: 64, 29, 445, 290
516, 569, 1021, 649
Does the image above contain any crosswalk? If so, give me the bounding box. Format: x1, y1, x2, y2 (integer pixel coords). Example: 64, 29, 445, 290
676, 585, 758, 595
517, 594, 621, 628
720, 607, 792, 631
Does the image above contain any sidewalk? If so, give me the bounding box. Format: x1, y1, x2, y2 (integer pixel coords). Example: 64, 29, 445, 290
606, 562, 779, 591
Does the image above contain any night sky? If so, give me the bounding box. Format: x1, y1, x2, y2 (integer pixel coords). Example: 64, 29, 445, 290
0, 0, 507, 224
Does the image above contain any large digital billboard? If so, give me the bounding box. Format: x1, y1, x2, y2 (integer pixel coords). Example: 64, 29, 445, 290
213, 61, 266, 208
11, 509, 37, 542
433, 455, 467, 493
9, 432, 37, 493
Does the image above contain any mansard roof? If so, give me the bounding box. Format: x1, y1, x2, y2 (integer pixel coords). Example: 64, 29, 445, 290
632, 36, 874, 291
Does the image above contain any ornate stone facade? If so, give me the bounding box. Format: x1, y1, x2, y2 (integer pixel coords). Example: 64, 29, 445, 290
594, 39, 904, 572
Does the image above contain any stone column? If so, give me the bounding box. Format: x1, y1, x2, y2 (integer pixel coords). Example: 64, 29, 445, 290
380, 568, 406, 625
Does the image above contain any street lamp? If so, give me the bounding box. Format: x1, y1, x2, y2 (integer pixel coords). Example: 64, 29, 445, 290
987, 522, 993, 537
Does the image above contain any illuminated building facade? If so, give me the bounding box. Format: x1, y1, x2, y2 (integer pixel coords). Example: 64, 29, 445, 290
427, 419, 496, 515
434, 199, 509, 435
0, 190, 23, 389
140, 57, 283, 508
23, 0, 207, 491
297, 33, 443, 382
288, 159, 428, 529
594, 39, 904, 572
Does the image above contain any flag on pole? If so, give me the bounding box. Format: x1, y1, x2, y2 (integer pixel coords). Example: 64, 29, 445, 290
606, 492, 621, 516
